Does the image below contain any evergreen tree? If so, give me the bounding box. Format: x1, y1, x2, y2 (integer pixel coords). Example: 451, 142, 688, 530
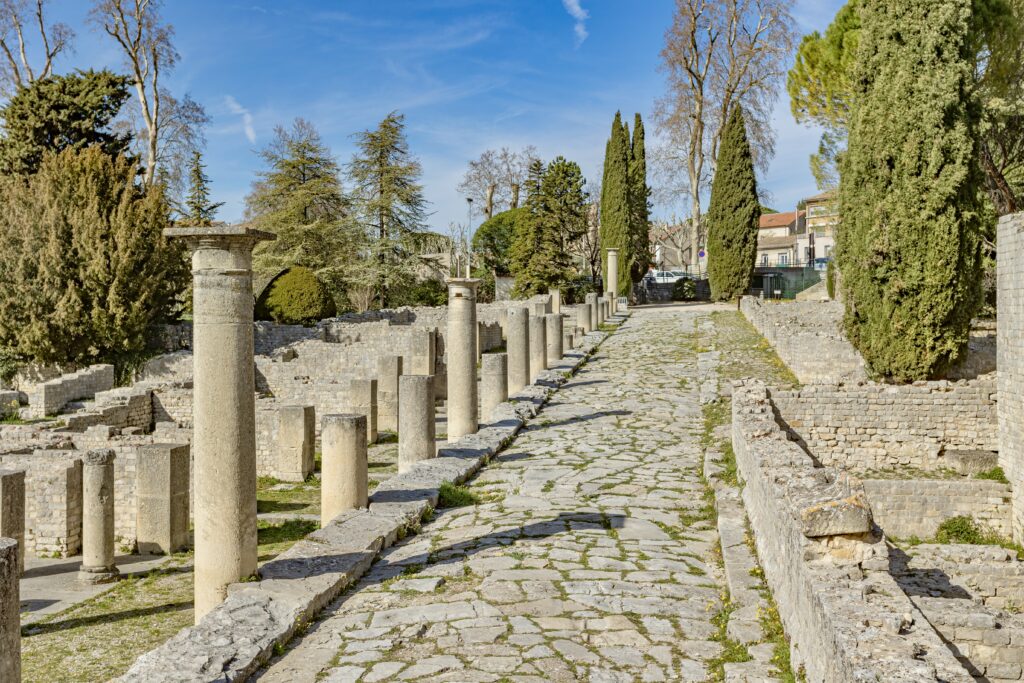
543, 156, 588, 255
0, 69, 132, 176
705, 107, 759, 301
472, 207, 524, 277
629, 113, 652, 283
246, 118, 355, 307
183, 150, 223, 226
600, 112, 631, 295
838, 0, 984, 381
0, 147, 185, 364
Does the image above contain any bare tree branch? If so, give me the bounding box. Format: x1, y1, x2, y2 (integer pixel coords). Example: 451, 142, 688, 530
0, 0, 74, 93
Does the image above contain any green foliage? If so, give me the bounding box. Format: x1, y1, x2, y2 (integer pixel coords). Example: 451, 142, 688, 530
0, 147, 186, 364
672, 278, 697, 301
826, 259, 836, 299
247, 119, 357, 309
438, 482, 480, 508
182, 150, 223, 225
255, 267, 337, 324
706, 108, 759, 302
838, 0, 984, 381
471, 267, 495, 304
600, 112, 632, 296
935, 515, 989, 544
0, 69, 132, 177
628, 113, 652, 284
975, 466, 1009, 483
472, 208, 523, 276
388, 278, 448, 308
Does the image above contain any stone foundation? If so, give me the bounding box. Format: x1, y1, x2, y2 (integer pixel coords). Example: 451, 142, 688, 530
863, 478, 1012, 539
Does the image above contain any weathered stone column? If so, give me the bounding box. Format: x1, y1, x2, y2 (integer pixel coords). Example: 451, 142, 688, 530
587, 293, 599, 331
277, 405, 315, 482
532, 301, 548, 318
562, 327, 574, 353
79, 449, 117, 584
446, 278, 479, 440
165, 225, 272, 620
548, 288, 562, 315
506, 307, 530, 395
0, 469, 24, 574
321, 414, 367, 525
0, 537, 19, 682
377, 355, 403, 434
398, 375, 435, 473
481, 353, 508, 422
577, 303, 593, 334
348, 379, 378, 444
136, 444, 190, 555
575, 325, 585, 343
529, 314, 547, 381
410, 328, 436, 376
545, 314, 563, 365
607, 248, 619, 313
596, 297, 606, 326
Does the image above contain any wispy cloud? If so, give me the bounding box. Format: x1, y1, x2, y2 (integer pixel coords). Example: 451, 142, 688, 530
561, 0, 589, 47
224, 95, 256, 144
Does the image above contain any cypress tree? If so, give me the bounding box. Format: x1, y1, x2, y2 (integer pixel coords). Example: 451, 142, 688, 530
705, 107, 759, 301
183, 150, 224, 226
629, 113, 651, 284
600, 112, 631, 295
838, 0, 984, 381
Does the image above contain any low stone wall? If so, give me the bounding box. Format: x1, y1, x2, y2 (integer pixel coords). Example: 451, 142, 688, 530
739, 296, 867, 384
998, 211, 1024, 544
26, 364, 116, 418
772, 379, 997, 471
732, 381, 973, 682
863, 478, 1012, 539
63, 386, 153, 432
0, 450, 82, 557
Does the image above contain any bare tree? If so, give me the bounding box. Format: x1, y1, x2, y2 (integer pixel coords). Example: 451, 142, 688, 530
458, 145, 539, 219
0, 0, 74, 93
570, 179, 602, 286
654, 0, 795, 268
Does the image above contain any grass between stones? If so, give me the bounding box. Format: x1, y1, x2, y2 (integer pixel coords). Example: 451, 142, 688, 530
898, 515, 1024, 559
437, 482, 481, 508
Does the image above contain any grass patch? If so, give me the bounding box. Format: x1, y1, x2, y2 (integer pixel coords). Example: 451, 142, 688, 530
438, 482, 480, 508
257, 518, 320, 560
706, 595, 752, 681
899, 515, 1024, 560
256, 478, 320, 516
974, 466, 1009, 484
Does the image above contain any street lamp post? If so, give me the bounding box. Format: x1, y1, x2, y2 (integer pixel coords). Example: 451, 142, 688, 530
465, 197, 473, 278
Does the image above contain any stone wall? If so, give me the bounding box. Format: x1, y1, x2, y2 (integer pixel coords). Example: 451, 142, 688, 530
863, 478, 1012, 538
739, 296, 867, 384
772, 379, 997, 471
26, 364, 116, 418
998, 211, 1024, 543
0, 450, 82, 557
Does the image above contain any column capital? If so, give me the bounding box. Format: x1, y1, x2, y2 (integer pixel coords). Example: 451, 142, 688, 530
165, 225, 276, 252
606, 247, 620, 255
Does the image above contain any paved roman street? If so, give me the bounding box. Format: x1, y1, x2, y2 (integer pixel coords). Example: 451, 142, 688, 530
258, 305, 740, 682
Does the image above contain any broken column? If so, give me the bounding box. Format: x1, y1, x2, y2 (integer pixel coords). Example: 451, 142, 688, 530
507, 306, 530, 395
348, 378, 378, 444
578, 302, 593, 334
79, 449, 117, 584
607, 248, 619, 313
446, 278, 479, 440
277, 404, 315, 482
136, 443, 190, 555
165, 225, 272, 620
481, 353, 508, 422
545, 313, 563, 365
398, 375, 435, 473
548, 288, 562, 315
587, 293, 599, 331
562, 327, 574, 353
529, 314, 547, 381
377, 355, 403, 434
0, 538, 18, 682
321, 414, 367, 525
0, 470, 24, 574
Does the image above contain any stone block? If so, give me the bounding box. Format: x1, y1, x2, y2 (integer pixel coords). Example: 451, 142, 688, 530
0, 538, 18, 682
136, 444, 190, 555
277, 405, 315, 482
0, 469, 24, 574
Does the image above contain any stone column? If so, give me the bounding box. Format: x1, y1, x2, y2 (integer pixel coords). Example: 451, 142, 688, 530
321, 414, 367, 526
481, 353, 508, 422
545, 314, 563, 365
165, 225, 272, 620
587, 293, 599, 331
578, 303, 593, 334
377, 355, 403, 434
0, 537, 19, 682
136, 444, 190, 555
607, 248, 619, 313
0, 470, 24, 574
506, 307, 530, 395
446, 278, 480, 440
348, 379, 378, 444
575, 325, 585, 343
277, 405, 315, 482
548, 288, 562, 315
79, 449, 117, 584
410, 328, 436, 376
398, 375, 435, 473
595, 297, 604, 326
529, 315, 547, 381
562, 327, 574, 353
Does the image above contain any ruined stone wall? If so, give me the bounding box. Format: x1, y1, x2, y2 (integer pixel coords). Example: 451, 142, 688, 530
62, 386, 153, 432
0, 451, 82, 557
863, 478, 1012, 538
25, 364, 116, 417
151, 383, 193, 427
739, 296, 868, 384
772, 380, 997, 471
998, 211, 1024, 543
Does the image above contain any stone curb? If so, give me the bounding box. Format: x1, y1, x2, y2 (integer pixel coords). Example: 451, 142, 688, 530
117, 332, 610, 683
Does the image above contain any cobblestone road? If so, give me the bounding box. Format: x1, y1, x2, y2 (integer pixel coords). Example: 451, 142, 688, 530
259, 305, 732, 682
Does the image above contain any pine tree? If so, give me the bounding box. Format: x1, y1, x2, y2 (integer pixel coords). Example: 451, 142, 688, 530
629, 113, 651, 284
705, 107, 759, 301
347, 111, 429, 308
600, 112, 631, 296
183, 150, 223, 226
838, 0, 984, 381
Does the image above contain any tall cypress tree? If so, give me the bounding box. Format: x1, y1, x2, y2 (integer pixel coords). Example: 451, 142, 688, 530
600, 112, 631, 295
629, 113, 651, 284
838, 0, 983, 381
705, 107, 759, 301
183, 150, 223, 226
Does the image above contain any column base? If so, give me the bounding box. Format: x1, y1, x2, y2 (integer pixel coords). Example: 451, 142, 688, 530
78, 565, 120, 584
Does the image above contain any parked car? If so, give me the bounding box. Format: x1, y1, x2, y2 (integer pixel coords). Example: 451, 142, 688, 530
650, 270, 685, 284
813, 257, 831, 271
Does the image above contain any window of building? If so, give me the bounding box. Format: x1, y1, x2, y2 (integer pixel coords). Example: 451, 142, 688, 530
778, 253, 788, 266
761, 254, 768, 266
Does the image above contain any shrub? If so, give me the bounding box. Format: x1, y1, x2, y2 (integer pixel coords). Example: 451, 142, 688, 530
389, 278, 448, 308
826, 259, 835, 299
935, 516, 985, 544
974, 466, 1009, 484
255, 267, 337, 325
672, 278, 697, 301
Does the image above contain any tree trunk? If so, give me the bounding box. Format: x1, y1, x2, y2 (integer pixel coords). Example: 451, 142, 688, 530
485, 184, 495, 219
510, 183, 520, 209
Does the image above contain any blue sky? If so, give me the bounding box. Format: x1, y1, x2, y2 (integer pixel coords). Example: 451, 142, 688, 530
42, 0, 845, 230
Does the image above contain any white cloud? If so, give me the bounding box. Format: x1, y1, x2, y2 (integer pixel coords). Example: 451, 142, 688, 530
224, 95, 257, 144
561, 0, 589, 47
